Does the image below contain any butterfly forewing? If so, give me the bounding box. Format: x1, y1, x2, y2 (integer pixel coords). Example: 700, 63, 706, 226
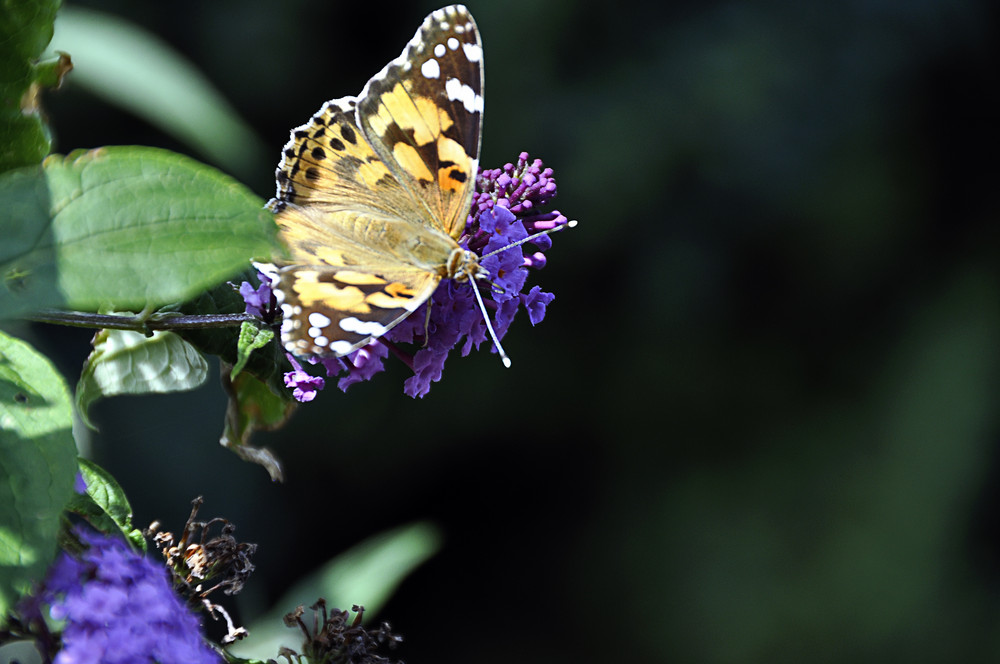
356, 5, 483, 239
270, 99, 420, 227
264, 5, 484, 359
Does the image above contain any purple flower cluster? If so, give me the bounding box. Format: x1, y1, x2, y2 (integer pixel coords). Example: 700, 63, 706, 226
37, 529, 220, 664
253, 152, 571, 399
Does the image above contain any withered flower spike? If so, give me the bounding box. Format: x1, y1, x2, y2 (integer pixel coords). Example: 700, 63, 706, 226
283, 605, 306, 628
147, 498, 257, 653
279, 603, 403, 664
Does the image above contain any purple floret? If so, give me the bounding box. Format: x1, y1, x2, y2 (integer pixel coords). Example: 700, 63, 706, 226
283, 354, 325, 402
238, 272, 274, 319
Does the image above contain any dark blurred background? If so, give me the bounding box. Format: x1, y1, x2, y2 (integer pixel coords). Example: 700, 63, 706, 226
23, 0, 1000, 661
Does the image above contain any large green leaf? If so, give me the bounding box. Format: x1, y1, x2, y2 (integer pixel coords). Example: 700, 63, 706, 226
0, 0, 64, 172
0, 146, 278, 318
0, 331, 77, 618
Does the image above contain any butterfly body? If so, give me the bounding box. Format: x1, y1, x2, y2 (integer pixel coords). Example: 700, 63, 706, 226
260, 5, 484, 358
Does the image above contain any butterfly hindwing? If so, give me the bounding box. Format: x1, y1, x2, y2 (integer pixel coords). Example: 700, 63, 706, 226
267, 262, 440, 357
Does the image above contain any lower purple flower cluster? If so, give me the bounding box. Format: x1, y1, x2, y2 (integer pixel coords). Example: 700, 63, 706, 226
33, 529, 220, 664
249, 152, 571, 400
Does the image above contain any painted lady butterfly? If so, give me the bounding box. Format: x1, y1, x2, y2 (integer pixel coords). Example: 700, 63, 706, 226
258, 5, 487, 360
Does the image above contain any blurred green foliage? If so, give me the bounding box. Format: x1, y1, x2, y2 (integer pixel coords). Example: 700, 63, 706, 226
47, 6, 267, 179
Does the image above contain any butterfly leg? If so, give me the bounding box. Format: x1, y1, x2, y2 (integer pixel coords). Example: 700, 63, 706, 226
421, 301, 433, 347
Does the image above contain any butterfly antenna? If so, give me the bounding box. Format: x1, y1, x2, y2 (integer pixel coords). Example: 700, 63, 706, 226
480, 219, 578, 261
470, 277, 512, 368
471, 219, 577, 369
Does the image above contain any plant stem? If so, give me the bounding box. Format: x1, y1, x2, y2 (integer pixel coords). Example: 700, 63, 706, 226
28, 309, 257, 333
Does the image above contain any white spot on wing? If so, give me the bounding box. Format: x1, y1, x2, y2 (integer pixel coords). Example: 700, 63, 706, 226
329, 340, 356, 355
445, 78, 484, 113
421, 58, 440, 79
463, 42, 482, 63
447, 37, 459, 50
308, 312, 332, 328
340, 317, 389, 336
434, 43, 446, 57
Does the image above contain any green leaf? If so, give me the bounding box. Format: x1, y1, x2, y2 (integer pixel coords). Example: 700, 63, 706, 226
0, 0, 64, 172
227, 522, 443, 661
47, 6, 267, 180
0, 146, 278, 318
32, 52, 72, 89
220, 369, 294, 481
0, 330, 77, 618
232, 321, 274, 379
67, 458, 143, 548
76, 328, 208, 427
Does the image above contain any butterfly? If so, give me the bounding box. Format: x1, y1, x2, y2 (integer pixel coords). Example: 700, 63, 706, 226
258, 5, 486, 360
